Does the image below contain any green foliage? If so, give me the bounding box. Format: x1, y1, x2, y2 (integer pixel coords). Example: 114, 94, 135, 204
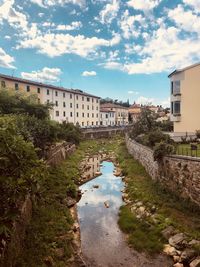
0, 115, 46, 237
118, 206, 164, 254
196, 130, 200, 139
117, 143, 200, 255
157, 119, 173, 132
153, 142, 175, 161
58, 122, 82, 145
130, 108, 157, 138
0, 89, 52, 119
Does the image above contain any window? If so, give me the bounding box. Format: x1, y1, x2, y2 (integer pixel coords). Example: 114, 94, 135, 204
38, 98, 40, 103
70, 103, 72, 108
70, 112, 73, 117
87, 105, 89, 110
47, 89, 49, 95
82, 96, 84, 101
76, 95, 78, 100
26, 85, 30, 92
171, 82, 173, 94
171, 102, 173, 114
15, 83, 19, 90
87, 113, 89, 118
76, 104, 79, 108
106, 114, 108, 118
174, 81, 180, 95
47, 100, 50, 104
37, 87, 40, 94
96, 114, 98, 118
87, 97, 90, 102
55, 101, 58, 107
55, 91, 58, 96
96, 107, 98, 111
82, 122, 84, 126
92, 122, 94, 125
1, 81, 5, 88
63, 111, 66, 117
70, 94, 72, 99
96, 121, 98, 125
92, 106, 94, 110
63, 102, 66, 108
96, 99, 98, 103
82, 104, 84, 109
92, 113, 94, 118
56, 111, 59, 117
63, 92, 65, 98
174, 101, 180, 114
77, 112, 79, 117
82, 113, 84, 117
92, 98, 94, 103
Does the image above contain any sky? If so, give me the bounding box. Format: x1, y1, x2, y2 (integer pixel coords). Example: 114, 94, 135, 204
0, 0, 200, 107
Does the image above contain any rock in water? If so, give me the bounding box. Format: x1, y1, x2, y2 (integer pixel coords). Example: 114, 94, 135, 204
104, 201, 110, 208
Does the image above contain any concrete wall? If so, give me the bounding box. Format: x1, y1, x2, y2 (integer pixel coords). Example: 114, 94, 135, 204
126, 136, 200, 206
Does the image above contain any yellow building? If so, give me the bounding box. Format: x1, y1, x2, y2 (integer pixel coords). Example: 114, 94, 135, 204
169, 62, 200, 134
0, 73, 100, 127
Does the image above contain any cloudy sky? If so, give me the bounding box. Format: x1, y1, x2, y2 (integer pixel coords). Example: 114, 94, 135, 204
0, 0, 200, 106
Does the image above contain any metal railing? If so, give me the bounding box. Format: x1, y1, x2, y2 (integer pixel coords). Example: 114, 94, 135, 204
176, 145, 200, 158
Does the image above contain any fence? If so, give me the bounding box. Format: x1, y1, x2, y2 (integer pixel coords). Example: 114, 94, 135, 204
176, 145, 200, 158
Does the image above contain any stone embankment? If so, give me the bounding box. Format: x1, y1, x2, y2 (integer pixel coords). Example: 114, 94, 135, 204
122, 193, 200, 267
125, 136, 200, 207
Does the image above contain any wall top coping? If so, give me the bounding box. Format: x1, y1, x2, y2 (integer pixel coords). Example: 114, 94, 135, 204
127, 136, 200, 163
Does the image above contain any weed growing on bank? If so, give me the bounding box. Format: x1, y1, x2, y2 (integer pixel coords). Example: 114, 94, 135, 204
117, 142, 200, 254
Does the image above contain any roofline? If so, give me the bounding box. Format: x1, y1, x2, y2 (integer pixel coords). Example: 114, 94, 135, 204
100, 103, 128, 109
168, 62, 200, 78
0, 73, 101, 99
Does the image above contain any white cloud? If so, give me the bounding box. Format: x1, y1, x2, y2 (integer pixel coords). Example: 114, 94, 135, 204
21, 67, 62, 83
82, 71, 97, 77
17, 32, 120, 58
0, 47, 15, 69
30, 0, 86, 8
136, 96, 155, 105
100, 61, 124, 71
168, 4, 200, 36
127, 0, 161, 11
136, 96, 170, 107
119, 10, 145, 39
0, 0, 28, 29
99, 0, 120, 24
56, 21, 82, 31
183, 0, 200, 13
128, 90, 139, 95
123, 25, 200, 74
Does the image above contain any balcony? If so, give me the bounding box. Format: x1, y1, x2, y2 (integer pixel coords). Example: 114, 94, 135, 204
170, 114, 181, 122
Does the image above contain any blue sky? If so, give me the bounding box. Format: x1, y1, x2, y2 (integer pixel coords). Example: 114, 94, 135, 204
0, 0, 200, 106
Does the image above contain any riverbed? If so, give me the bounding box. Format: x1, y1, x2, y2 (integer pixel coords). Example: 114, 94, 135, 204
77, 158, 172, 267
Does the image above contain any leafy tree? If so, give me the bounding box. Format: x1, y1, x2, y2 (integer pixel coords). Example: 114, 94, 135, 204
0, 89, 52, 119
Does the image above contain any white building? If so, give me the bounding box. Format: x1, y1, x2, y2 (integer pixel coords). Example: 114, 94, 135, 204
100, 103, 129, 125
0, 73, 100, 127
100, 109, 115, 126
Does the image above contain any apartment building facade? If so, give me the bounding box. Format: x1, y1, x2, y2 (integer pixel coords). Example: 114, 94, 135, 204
169, 62, 200, 133
0, 73, 100, 127
100, 108, 115, 126
100, 103, 129, 125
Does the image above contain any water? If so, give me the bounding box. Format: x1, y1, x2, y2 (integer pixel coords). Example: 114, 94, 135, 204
77, 159, 172, 267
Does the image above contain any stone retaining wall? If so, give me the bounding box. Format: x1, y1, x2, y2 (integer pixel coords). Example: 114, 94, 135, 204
46, 142, 76, 166
125, 136, 200, 207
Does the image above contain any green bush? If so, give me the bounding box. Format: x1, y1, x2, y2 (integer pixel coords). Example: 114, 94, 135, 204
153, 142, 175, 161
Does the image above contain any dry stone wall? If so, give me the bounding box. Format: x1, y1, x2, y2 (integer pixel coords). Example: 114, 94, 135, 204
125, 136, 200, 207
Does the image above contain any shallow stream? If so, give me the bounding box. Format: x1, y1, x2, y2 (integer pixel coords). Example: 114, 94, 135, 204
77, 158, 172, 267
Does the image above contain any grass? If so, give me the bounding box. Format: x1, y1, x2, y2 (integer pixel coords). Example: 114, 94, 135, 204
176, 143, 200, 157
117, 142, 200, 255
16, 136, 122, 267
16, 137, 200, 265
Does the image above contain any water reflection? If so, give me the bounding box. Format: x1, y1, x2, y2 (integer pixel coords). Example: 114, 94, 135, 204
83, 155, 101, 180
77, 161, 172, 267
